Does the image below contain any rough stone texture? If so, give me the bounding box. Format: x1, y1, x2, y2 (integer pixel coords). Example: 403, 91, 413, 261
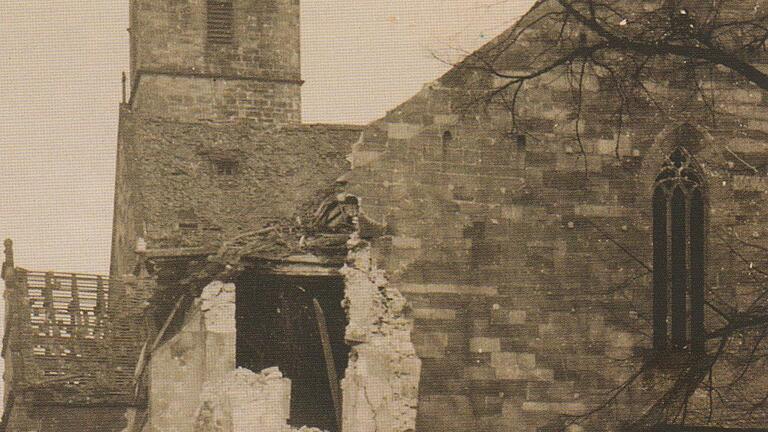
111, 0, 356, 278
340, 235, 421, 432
192, 367, 331, 432
194, 367, 291, 432
110, 113, 360, 278
130, 0, 300, 83
132, 74, 301, 124
144, 269, 418, 432
57, 1, 768, 430
129, 0, 301, 124
337, 3, 768, 430
199, 281, 236, 336
147, 281, 236, 432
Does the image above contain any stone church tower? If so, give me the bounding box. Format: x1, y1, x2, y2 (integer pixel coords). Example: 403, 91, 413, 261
127, 0, 302, 123
7, 2, 768, 432
110, 0, 358, 279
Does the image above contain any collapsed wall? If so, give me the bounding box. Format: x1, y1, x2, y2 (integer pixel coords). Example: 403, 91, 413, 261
341, 235, 421, 432
194, 367, 292, 432
145, 281, 237, 432
142, 234, 420, 432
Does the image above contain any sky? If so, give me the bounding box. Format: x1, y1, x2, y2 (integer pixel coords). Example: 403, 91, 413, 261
0, 0, 535, 410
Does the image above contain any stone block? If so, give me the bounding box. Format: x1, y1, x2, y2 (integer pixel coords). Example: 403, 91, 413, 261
509, 310, 527, 325
465, 365, 497, 381
416, 395, 477, 432
521, 401, 586, 415
388, 122, 423, 140
532, 368, 555, 382
518, 353, 536, 370
349, 150, 383, 169
491, 353, 525, 380
729, 138, 768, 155
574, 205, 630, 218
732, 175, 768, 192
731, 89, 763, 104
490, 307, 508, 325
195, 367, 291, 432
501, 205, 524, 222
470, 337, 502, 353
434, 114, 460, 126
748, 119, 768, 133
414, 332, 449, 359
610, 331, 635, 348
391, 236, 422, 249
413, 308, 457, 320
395, 283, 498, 296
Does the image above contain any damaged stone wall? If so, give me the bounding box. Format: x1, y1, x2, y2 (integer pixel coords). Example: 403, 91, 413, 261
194, 367, 291, 432
113, 0, 361, 279
340, 235, 421, 432
338, 3, 768, 430
110, 113, 360, 278
146, 281, 235, 432
145, 249, 420, 432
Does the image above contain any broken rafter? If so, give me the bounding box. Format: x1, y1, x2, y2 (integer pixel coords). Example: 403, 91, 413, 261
313, 298, 343, 432
143, 246, 216, 259
133, 294, 187, 397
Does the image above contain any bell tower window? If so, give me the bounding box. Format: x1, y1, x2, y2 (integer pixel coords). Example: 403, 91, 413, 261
207, 0, 234, 46
652, 147, 706, 352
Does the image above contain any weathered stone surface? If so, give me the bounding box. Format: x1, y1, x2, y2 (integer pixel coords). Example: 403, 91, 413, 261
199, 281, 236, 334
129, 0, 301, 124
147, 280, 237, 432
77, 1, 768, 432
341, 236, 421, 432
338, 3, 768, 430
195, 368, 291, 432
111, 116, 360, 277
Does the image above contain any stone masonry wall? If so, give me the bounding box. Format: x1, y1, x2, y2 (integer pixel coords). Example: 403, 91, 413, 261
129, 0, 301, 124
147, 281, 236, 432
110, 105, 143, 278
110, 110, 359, 277
131, 74, 301, 124
341, 235, 421, 432
341, 4, 768, 430
145, 260, 420, 432
130, 0, 300, 82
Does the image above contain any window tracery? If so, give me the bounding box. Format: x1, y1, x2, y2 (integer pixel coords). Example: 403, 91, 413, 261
652, 147, 706, 352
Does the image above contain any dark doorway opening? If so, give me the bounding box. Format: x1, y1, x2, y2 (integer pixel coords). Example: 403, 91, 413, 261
235, 273, 349, 431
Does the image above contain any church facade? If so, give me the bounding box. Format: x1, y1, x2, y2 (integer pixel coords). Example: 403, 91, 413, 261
3, 1, 768, 431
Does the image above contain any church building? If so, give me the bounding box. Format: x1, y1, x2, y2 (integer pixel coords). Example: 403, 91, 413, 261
3, 1, 768, 431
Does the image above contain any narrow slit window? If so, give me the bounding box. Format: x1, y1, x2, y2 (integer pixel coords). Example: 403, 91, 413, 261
652, 146, 705, 352
207, 0, 234, 46
652, 187, 668, 351
441, 131, 453, 161
212, 159, 238, 176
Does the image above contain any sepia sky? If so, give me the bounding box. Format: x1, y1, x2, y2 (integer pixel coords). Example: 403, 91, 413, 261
0, 0, 535, 410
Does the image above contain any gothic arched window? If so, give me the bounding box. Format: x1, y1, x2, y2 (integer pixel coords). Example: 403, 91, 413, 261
652, 147, 705, 352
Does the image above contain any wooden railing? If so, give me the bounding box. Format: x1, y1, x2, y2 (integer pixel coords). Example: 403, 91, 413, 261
3, 268, 149, 405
